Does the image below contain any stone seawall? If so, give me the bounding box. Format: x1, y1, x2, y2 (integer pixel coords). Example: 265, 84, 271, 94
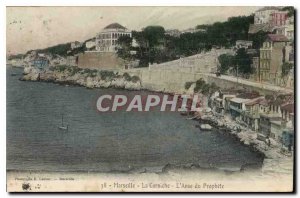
78, 52, 125, 70
126, 68, 293, 95
126, 68, 207, 93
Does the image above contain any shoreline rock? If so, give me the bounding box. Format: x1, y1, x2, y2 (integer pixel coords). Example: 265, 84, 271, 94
20, 66, 142, 91
192, 111, 293, 175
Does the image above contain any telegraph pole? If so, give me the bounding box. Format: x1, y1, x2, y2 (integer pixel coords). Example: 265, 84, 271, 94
236, 64, 239, 84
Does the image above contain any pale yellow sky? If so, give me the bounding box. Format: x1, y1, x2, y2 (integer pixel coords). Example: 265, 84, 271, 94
6, 6, 260, 54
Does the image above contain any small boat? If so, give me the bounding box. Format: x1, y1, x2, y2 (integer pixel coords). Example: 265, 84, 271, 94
180, 112, 188, 116
11, 73, 17, 76
58, 114, 68, 131
200, 124, 212, 131
186, 115, 198, 120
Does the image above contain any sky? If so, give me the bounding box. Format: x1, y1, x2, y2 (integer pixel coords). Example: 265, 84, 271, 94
6, 6, 260, 55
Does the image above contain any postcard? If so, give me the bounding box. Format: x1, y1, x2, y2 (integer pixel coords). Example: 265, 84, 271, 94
6, 6, 295, 192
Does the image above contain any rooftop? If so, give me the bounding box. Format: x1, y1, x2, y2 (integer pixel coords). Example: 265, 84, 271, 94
267, 34, 289, 42
281, 103, 294, 113
236, 40, 253, 43
270, 120, 282, 126
260, 113, 282, 119
236, 91, 260, 99
230, 98, 250, 104
245, 97, 265, 106
256, 6, 280, 12
104, 23, 126, 30
259, 99, 270, 106
270, 94, 294, 106
248, 24, 273, 34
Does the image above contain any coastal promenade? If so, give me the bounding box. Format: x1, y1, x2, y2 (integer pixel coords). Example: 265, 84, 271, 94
204, 73, 294, 94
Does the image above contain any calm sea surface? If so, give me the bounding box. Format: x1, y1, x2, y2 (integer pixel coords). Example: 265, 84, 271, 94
7, 66, 264, 172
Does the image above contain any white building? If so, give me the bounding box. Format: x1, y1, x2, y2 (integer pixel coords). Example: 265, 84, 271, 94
71, 41, 82, 49
254, 7, 279, 25
85, 39, 96, 50
235, 40, 253, 49
275, 24, 294, 41
165, 29, 181, 37
95, 23, 132, 52
181, 28, 201, 34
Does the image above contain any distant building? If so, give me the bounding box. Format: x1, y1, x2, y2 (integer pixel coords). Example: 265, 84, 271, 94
258, 94, 293, 139
249, 7, 281, 34
286, 16, 294, 25
85, 39, 96, 50
286, 68, 294, 88
285, 25, 294, 41
259, 113, 282, 137
254, 7, 280, 25
95, 23, 132, 52
181, 28, 200, 34
229, 98, 250, 119
282, 128, 294, 151
241, 97, 264, 131
165, 29, 181, 37
270, 10, 288, 27
235, 40, 253, 49
270, 120, 283, 141
259, 34, 290, 84
275, 24, 294, 41
229, 92, 261, 120
281, 103, 294, 122
71, 41, 82, 50
31, 56, 49, 69
132, 38, 139, 47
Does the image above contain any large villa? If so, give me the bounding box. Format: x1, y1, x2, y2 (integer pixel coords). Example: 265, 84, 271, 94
95, 23, 132, 52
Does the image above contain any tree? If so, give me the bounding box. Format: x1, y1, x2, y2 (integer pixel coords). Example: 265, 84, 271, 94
30, 43, 72, 57
143, 26, 165, 48
281, 62, 294, 77
218, 54, 235, 74
201, 84, 211, 95
128, 15, 257, 67
234, 48, 253, 76
194, 78, 206, 92
116, 35, 133, 60
249, 30, 269, 49
281, 6, 295, 17
209, 82, 219, 94
184, 81, 194, 90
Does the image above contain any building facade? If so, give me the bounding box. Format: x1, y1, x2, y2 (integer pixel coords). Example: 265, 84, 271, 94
241, 97, 264, 131
270, 120, 283, 140
71, 41, 82, 50
270, 10, 288, 27
165, 29, 181, 37
235, 40, 253, 49
95, 23, 132, 52
259, 113, 282, 137
259, 34, 290, 84
275, 24, 294, 41
229, 98, 249, 119
85, 39, 96, 50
